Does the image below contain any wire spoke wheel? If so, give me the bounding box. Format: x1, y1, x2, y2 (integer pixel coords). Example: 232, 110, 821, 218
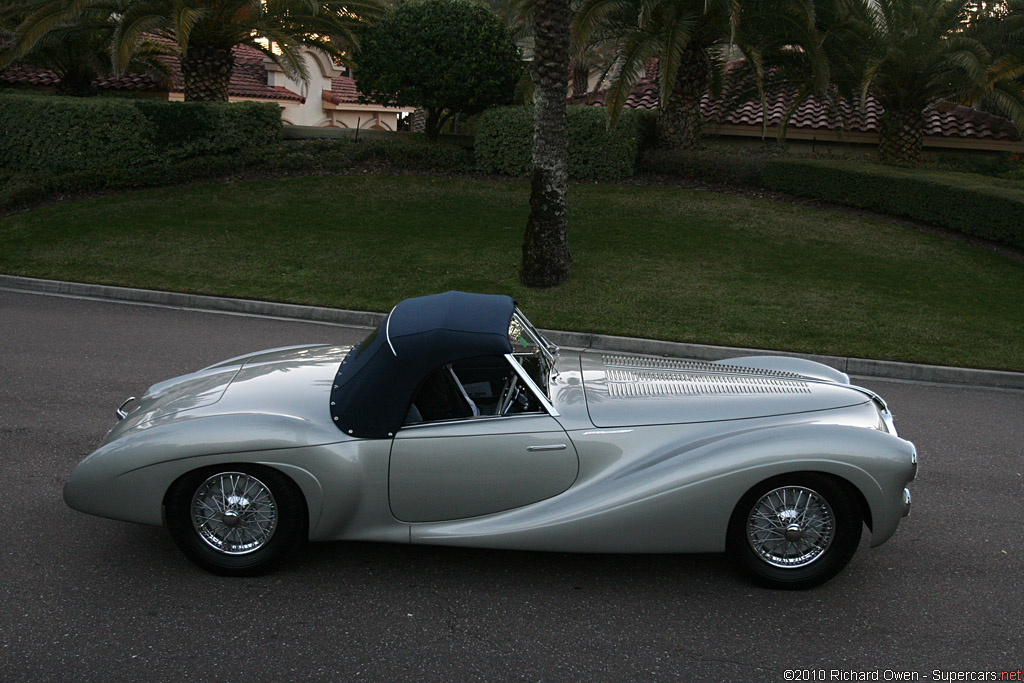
191, 472, 278, 555
727, 473, 862, 590
166, 465, 306, 576
746, 486, 834, 568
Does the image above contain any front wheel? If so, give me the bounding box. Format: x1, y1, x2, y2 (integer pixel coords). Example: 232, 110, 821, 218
165, 465, 307, 576
726, 473, 862, 590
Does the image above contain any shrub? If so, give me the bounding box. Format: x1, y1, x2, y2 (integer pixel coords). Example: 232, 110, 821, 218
475, 105, 655, 180
0, 92, 281, 174
926, 151, 1022, 178
763, 158, 1024, 249
356, 0, 522, 140
638, 145, 778, 187
0, 134, 473, 213
0, 92, 158, 174
132, 100, 282, 161
364, 138, 474, 171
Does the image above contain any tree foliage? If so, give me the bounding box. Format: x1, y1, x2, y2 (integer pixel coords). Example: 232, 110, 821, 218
0, 0, 172, 96
356, 0, 522, 140
571, 0, 830, 149
2, 0, 384, 101
845, 0, 1024, 161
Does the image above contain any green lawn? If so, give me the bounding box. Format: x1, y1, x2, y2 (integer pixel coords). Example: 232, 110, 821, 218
2, 174, 1022, 370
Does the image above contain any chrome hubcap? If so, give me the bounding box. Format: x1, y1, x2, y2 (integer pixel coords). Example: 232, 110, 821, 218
747, 486, 834, 568
191, 472, 277, 555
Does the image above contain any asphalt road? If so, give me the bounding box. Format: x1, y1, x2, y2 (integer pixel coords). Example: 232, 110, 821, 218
2, 289, 1022, 682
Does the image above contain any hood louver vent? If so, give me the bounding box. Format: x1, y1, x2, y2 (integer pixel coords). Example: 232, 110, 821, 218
602, 355, 811, 398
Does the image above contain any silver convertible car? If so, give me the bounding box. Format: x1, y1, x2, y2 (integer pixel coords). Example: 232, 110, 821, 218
65, 291, 916, 589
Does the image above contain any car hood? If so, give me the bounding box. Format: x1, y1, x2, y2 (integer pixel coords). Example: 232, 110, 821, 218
104, 344, 351, 443
580, 352, 869, 427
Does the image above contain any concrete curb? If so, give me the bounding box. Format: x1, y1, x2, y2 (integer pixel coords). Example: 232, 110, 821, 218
4, 274, 1023, 391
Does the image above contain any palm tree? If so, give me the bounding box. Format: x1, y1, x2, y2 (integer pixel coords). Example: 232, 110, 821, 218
7, 0, 384, 101
962, 0, 1024, 120
117, 0, 385, 101
717, 0, 870, 143
571, 0, 727, 149
521, 0, 572, 287
852, 0, 1024, 162
1, 0, 171, 96
572, 0, 829, 150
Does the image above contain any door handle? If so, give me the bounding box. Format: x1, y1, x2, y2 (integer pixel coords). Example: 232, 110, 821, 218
527, 444, 567, 452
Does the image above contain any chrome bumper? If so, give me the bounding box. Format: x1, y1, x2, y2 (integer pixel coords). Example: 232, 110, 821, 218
902, 488, 912, 517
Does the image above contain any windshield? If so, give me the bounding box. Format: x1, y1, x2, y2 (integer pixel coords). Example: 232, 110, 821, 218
508, 308, 558, 393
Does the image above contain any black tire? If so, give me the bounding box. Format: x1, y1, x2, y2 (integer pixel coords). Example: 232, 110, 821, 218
726, 473, 862, 590
164, 464, 307, 576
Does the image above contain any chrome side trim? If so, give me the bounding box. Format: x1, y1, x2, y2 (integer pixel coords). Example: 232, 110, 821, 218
116, 396, 136, 420
398, 412, 549, 431
581, 429, 635, 436
505, 353, 559, 417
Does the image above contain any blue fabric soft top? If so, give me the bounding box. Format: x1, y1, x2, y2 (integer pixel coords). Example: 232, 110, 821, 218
329, 291, 515, 438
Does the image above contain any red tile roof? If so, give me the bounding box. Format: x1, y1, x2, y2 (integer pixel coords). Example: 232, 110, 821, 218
329, 75, 360, 104
0, 42, 303, 102
576, 73, 1021, 141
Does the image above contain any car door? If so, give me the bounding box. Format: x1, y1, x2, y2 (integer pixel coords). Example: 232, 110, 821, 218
389, 413, 580, 523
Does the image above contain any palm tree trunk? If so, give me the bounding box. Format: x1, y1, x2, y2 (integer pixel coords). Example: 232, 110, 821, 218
56, 67, 98, 97
181, 44, 234, 102
878, 108, 925, 162
520, 0, 572, 287
657, 45, 710, 150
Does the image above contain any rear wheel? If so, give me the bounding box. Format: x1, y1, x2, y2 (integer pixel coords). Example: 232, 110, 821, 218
165, 465, 306, 576
726, 473, 862, 590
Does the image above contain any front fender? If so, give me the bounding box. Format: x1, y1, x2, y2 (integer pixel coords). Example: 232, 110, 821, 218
65, 414, 348, 532
668, 422, 915, 548
415, 420, 915, 553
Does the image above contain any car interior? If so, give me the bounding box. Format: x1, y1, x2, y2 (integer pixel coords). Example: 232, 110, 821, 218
405, 355, 544, 424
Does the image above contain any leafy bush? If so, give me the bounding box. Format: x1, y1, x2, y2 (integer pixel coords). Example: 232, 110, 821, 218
925, 151, 1023, 178
1002, 163, 1024, 182
475, 105, 655, 180
0, 92, 158, 174
357, 0, 522, 140
763, 158, 1024, 249
638, 145, 780, 187
0, 135, 473, 213
365, 138, 474, 171
132, 100, 282, 161
0, 92, 281, 174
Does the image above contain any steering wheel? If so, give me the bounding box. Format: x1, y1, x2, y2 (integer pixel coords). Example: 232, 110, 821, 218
497, 377, 521, 415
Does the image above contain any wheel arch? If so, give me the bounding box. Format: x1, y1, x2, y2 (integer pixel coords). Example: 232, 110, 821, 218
728, 469, 873, 533
161, 460, 321, 538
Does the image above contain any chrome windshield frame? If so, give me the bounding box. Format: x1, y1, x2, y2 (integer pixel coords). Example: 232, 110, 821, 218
504, 353, 559, 417
512, 308, 558, 364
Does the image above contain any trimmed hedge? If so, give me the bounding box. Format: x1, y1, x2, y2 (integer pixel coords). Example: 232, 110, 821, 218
0, 92, 281, 174
132, 100, 281, 161
0, 136, 474, 213
763, 158, 1024, 250
475, 105, 655, 180
638, 145, 778, 187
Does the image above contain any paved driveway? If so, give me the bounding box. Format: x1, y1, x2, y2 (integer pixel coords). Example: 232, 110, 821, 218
1, 289, 1021, 682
